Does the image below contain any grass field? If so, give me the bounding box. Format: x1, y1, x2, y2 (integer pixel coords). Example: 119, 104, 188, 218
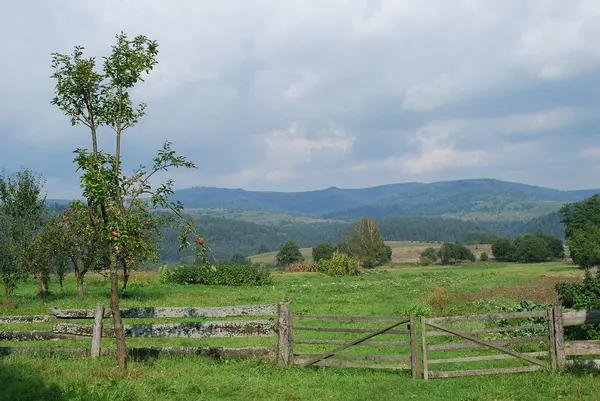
1, 262, 599, 400
250, 241, 493, 265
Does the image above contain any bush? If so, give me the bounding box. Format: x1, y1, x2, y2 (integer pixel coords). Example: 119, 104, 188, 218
479, 252, 489, 262
491, 237, 515, 262
512, 234, 552, 263
376, 245, 393, 265
439, 242, 475, 264
419, 247, 440, 266
157, 265, 172, 284
317, 251, 362, 276
556, 269, 600, 340
276, 241, 304, 267
312, 242, 335, 262
169, 263, 272, 286
285, 261, 318, 273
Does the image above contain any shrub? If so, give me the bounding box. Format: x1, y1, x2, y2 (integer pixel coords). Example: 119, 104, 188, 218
157, 265, 172, 284
276, 241, 304, 267
439, 242, 475, 264
316, 259, 330, 274
479, 252, 489, 262
491, 237, 515, 261
312, 242, 335, 262
512, 234, 552, 263
556, 269, 600, 340
419, 247, 440, 266
326, 251, 362, 277
169, 263, 272, 286
376, 245, 393, 265
285, 261, 318, 273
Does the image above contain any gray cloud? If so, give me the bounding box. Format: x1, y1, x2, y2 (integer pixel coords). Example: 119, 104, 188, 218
1, 0, 600, 198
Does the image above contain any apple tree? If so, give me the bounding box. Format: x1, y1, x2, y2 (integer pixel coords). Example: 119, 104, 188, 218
50, 32, 207, 368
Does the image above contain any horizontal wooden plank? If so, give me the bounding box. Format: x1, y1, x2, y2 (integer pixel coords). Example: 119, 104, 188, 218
0, 330, 82, 341
294, 353, 411, 362
428, 351, 548, 364
0, 346, 274, 360
428, 365, 542, 378
425, 311, 548, 324
426, 324, 547, 337
565, 359, 600, 370
294, 359, 410, 370
295, 339, 410, 346
294, 315, 409, 323
293, 326, 409, 335
562, 309, 600, 327
0, 315, 55, 324
53, 320, 276, 338
565, 340, 600, 356
427, 336, 547, 351
49, 305, 278, 319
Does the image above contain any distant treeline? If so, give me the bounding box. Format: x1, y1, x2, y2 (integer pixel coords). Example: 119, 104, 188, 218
46, 202, 564, 264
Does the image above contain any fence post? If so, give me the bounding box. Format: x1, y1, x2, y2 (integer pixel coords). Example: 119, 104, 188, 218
421, 316, 428, 380
553, 304, 565, 369
91, 303, 104, 359
409, 314, 421, 379
277, 300, 293, 366
547, 308, 557, 370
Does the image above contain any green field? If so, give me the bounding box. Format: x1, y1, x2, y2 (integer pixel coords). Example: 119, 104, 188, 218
250, 241, 493, 265
1, 262, 599, 400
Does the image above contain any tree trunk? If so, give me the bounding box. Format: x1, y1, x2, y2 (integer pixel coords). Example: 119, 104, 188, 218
36, 275, 49, 298
109, 253, 127, 369
121, 263, 129, 298
76, 272, 84, 297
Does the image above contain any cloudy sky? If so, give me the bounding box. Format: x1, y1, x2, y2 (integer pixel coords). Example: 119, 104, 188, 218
1, 0, 600, 198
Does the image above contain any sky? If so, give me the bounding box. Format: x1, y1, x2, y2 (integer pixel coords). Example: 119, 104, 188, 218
1, 0, 600, 199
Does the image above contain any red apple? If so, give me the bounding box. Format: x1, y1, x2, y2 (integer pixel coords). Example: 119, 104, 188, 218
197, 237, 204, 244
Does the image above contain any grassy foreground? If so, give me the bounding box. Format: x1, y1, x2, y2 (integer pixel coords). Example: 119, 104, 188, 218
1, 262, 599, 400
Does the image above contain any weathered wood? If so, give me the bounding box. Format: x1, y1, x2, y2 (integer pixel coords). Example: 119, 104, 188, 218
421, 316, 428, 380
425, 321, 549, 367
425, 310, 547, 323
91, 304, 104, 359
565, 359, 600, 370
565, 340, 600, 356
0, 330, 82, 341
293, 326, 409, 335
426, 324, 547, 337
294, 354, 411, 362
294, 359, 410, 370
0, 347, 89, 356
49, 304, 279, 319
302, 320, 410, 367
0, 346, 274, 360
294, 315, 408, 323
553, 305, 565, 369
428, 365, 542, 378
427, 351, 548, 364
547, 308, 557, 369
277, 301, 293, 366
295, 339, 410, 346
53, 320, 276, 338
0, 315, 55, 324
562, 309, 600, 327
409, 314, 420, 379
426, 336, 546, 351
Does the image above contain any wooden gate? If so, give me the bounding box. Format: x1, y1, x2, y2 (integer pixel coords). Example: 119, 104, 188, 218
421, 310, 554, 379
291, 313, 420, 378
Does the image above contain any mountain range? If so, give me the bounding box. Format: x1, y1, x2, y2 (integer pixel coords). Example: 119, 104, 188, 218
169, 178, 599, 221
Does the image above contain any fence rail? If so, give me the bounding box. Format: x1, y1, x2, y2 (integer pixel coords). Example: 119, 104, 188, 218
2, 302, 600, 379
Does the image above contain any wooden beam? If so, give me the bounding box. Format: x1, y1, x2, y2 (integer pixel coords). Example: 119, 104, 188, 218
553, 305, 565, 369
547, 308, 557, 370
425, 321, 549, 368
295, 339, 410, 346
294, 315, 408, 323
302, 320, 410, 367
427, 336, 546, 351
277, 301, 293, 366
293, 354, 410, 362
565, 340, 600, 356
428, 365, 541, 378
91, 304, 104, 359
410, 314, 421, 379
421, 316, 428, 380
562, 309, 600, 327
0, 330, 82, 341
294, 359, 410, 370
426, 324, 547, 337
293, 326, 409, 335
425, 310, 547, 323
0, 315, 55, 324
427, 351, 548, 364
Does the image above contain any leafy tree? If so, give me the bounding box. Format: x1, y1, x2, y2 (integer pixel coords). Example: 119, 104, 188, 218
376, 244, 393, 265
479, 252, 489, 262
312, 242, 335, 262
22, 219, 63, 297
439, 242, 475, 264
0, 168, 47, 300
230, 252, 250, 265
50, 33, 206, 369
512, 234, 552, 263
491, 237, 515, 262
419, 247, 440, 266
533, 231, 564, 259
276, 241, 304, 267
341, 217, 388, 268
568, 227, 600, 268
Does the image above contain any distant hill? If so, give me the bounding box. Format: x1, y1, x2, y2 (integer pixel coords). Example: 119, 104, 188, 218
171, 179, 599, 221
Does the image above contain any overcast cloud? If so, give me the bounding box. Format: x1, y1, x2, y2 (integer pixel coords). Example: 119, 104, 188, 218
1, 0, 600, 198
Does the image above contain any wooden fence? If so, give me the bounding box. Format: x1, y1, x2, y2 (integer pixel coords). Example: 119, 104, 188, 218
2, 302, 600, 379
0, 302, 291, 362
